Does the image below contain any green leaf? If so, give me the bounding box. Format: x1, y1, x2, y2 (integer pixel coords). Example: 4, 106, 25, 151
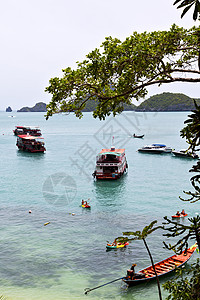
181, 3, 195, 18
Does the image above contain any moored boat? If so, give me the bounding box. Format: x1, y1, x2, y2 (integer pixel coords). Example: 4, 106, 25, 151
93, 146, 128, 180
122, 243, 197, 286
133, 134, 144, 138
13, 126, 41, 136
16, 135, 46, 153
138, 144, 172, 154
172, 149, 199, 159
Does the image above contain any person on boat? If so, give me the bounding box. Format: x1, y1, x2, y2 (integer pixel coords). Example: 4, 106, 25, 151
176, 211, 180, 216
127, 264, 137, 280
82, 200, 85, 205
111, 239, 117, 246
131, 263, 137, 272
181, 209, 186, 215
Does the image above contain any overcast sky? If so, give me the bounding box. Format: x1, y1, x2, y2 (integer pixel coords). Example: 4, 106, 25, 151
0, 0, 198, 110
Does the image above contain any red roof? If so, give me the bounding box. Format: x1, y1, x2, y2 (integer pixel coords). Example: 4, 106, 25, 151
17, 135, 44, 140
15, 126, 40, 129
99, 148, 125, 154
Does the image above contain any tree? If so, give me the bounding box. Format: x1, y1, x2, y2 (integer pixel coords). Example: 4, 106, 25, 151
45, 25, 200, 120
163, 258, 200, 300
177, 101, 200, 203
161, 105, 200, 298
117, 221, 163, 300
162, 216, 200, 251
173, 0, 200, 21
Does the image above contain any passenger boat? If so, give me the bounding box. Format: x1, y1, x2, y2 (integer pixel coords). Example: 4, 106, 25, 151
106, 242, 129, 249
122, 243, 197, 286
172, 149, 199, 159
13, 126, 41, 136
138, 144, 172, 154
16, 135, 46, 153
93, 146, 128, 180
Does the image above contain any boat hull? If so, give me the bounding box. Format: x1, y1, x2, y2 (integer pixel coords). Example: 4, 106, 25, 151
138, 149, 164, 154
82, 204, 91, 209
122, 244, 197, 286
96, 170, 127, 180
133, 135, 144, 138
172, 214, 188, 218
172, 151, 199, 159
17, 147, 45, 153
106, 242, 129, 249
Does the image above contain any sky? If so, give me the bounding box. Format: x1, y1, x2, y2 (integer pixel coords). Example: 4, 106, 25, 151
0, 0, 198, 111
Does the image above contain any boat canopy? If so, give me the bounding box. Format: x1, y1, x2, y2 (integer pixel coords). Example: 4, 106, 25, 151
99, 148, 125, 154
152, 144, 166, 147
15, 125, 40, 129
99, 151, 121, 156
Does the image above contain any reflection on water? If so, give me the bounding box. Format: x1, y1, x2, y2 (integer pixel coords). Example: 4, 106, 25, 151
93, 176, 127, 208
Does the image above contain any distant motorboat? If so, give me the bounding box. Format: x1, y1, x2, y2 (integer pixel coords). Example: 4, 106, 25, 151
172, 149, 199, 159
133, 134, 144, 138
138, 144, 172, 154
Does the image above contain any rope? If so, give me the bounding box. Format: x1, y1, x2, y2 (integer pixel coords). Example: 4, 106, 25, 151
84, 277, 124, 294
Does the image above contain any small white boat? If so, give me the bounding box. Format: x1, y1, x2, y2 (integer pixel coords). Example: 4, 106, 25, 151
138, 144, 172, 154
172, 149, 199, 159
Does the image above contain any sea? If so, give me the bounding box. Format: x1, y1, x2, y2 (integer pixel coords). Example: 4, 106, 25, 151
0, 111, 199, 300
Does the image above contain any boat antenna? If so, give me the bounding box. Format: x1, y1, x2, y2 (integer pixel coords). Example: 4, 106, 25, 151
112, 136, 114, 146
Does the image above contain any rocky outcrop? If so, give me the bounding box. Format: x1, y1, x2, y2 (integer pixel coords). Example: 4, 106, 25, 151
6, 106, 12, 112
17, 102, 47, 112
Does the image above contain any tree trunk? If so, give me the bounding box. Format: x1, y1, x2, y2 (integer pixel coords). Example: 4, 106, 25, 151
143, 238, 162, 300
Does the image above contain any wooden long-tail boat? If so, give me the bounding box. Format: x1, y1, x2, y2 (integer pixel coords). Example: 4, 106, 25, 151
133, 134, 144, 138
122, 243, 197, 286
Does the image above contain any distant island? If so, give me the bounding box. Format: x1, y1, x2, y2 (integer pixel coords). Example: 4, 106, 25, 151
17, 93, 200, 113
6, 106, 12, 112
134, 92, 200, 112
17, 102, 47, 112
82, 92, 200, 112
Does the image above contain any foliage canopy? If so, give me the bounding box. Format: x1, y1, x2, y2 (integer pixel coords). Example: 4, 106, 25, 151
163, 258, 200, 300
174, 0, 200, 20
45, 25, 200, 120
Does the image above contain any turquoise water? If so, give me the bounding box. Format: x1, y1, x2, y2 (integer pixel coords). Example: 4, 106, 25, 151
0, 111, 199, 300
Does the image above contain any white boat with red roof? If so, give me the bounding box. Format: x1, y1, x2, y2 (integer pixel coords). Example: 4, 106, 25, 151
93, 146, 128, 180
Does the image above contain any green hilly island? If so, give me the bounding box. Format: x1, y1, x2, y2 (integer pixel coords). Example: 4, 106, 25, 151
135, 92, 200, 112
17, 102, 47, 112
17, 93, 200, 113
82, 92, 200, 112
